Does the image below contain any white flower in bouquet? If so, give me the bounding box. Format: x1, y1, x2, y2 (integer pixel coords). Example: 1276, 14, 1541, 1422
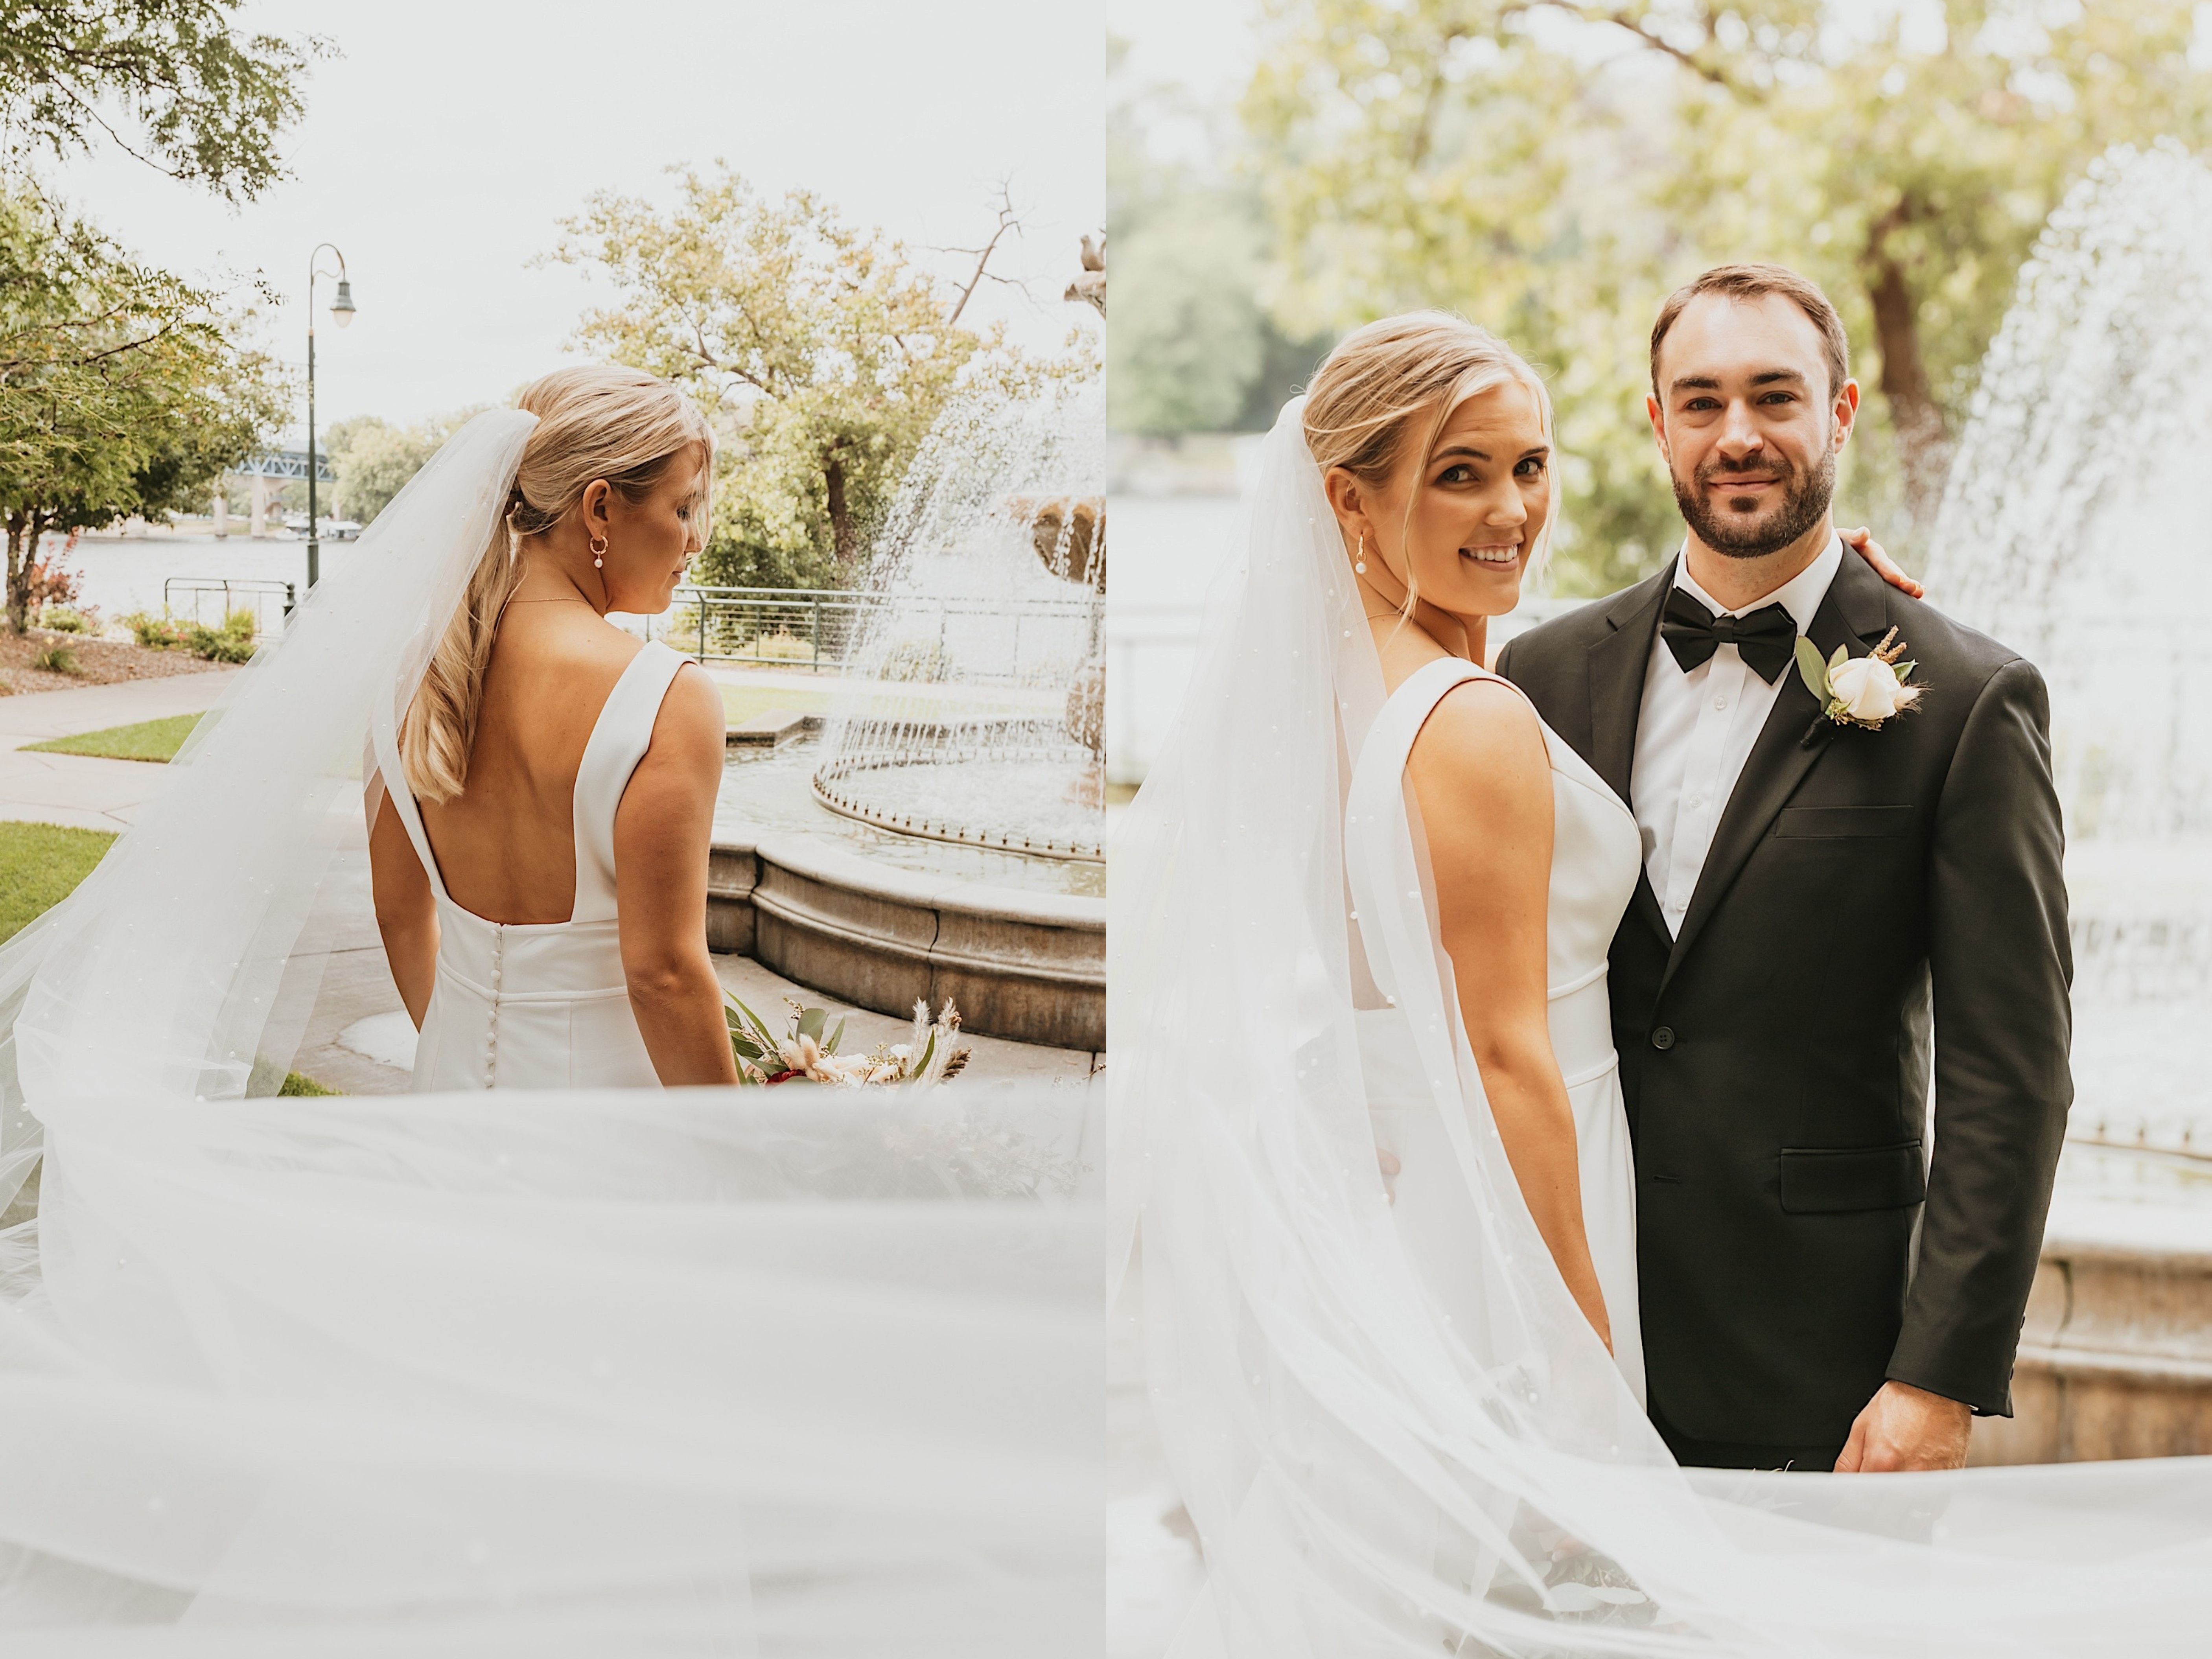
723, 992, 970, 1087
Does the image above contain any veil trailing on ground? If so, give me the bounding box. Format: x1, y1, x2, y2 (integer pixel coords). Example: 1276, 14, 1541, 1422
0, 412, 1101, 1653
1109, 398, 2212, 1657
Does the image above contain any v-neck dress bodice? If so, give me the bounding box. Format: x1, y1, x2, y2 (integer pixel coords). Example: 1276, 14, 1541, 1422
373, 641, 686, 1091
1350, 655, 1647, 1402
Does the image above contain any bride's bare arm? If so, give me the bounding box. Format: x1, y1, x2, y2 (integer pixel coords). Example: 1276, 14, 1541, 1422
367, 779, 438, 1029
613, 665, 741, 1087
1406, 680, 1612, 1352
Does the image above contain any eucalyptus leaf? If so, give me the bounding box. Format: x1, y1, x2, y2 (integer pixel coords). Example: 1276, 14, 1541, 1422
826, 1016, 846, 1055
731, 1035, 763, 1060
1827, 643, 1850, 674
728, 995, 781, 1053
1897, 661, 1916, 682
797, 1006, 827, 1042
1794, 636, 1831, 699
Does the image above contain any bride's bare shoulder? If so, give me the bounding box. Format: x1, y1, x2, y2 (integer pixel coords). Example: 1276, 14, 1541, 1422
1407, 674, 1547, 801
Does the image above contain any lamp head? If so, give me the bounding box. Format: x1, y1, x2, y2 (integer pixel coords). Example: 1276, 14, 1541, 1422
330, 278, 357, 329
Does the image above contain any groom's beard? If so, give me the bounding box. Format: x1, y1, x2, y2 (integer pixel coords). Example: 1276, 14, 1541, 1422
1672, 446, 1836, 559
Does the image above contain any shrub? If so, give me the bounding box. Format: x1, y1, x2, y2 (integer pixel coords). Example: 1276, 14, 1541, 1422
120, 609, 256, 663
31, 644, 79, 675
38, 608, 90, 634
122, 611, 184, 649
182, 610, 257, 663
22, 553, 83, 616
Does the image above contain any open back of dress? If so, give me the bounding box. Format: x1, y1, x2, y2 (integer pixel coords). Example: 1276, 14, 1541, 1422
371, 639, 684, 1090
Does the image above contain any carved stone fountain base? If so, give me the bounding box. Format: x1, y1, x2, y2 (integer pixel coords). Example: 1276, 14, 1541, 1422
1969, 1193, 2212, 1465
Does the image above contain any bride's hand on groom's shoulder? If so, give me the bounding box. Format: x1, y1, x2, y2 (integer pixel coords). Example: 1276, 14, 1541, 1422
1833, 1379, 1972, 1473
1844, 527, 1925, 600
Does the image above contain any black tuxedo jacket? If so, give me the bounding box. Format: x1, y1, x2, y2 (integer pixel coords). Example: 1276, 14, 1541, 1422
1496, 552, 2072, 1451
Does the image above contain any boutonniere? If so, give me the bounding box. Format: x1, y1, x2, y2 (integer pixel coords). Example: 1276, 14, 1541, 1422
1795, 627, 1924, 734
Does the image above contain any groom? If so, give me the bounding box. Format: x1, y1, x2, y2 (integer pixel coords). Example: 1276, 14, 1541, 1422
1497, 263, 2072, 1473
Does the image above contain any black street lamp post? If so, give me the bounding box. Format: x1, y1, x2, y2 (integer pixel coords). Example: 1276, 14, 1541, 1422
305, 244, 356, 589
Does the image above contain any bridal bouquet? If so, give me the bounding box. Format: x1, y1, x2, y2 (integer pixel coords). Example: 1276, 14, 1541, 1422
725, 993, 971, 1088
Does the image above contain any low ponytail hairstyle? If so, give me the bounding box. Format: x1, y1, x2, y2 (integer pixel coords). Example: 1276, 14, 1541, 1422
400, 365, 714, 804
1300, 311, 1560, 611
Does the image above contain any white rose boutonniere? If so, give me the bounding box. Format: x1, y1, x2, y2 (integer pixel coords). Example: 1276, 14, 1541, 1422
1794, 627, 1924, 732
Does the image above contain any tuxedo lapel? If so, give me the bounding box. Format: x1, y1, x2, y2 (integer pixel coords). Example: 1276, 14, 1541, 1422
1659, 552, 1895, 996
1586, 564, 1671, 804
1588, 566, 1672, 949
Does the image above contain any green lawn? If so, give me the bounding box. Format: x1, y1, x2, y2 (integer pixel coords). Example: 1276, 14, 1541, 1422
719, 684, 836, 725
0, 819, 334, 1095
0, 821, 116, 943
24, 712, 203, 763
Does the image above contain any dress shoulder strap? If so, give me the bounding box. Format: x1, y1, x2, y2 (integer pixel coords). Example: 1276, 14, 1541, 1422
1358, 655, 1525, 789
570, 641, 690, 924
370, 696, 453, 908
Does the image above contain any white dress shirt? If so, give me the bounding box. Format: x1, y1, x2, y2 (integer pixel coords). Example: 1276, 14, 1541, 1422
1632, 536, 1843, 935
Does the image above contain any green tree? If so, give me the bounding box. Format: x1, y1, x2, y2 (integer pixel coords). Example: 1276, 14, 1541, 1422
550, 165, 1092, 589
1110, 204, 1269, 434
1109, 35, 1331, 436
1241, 0, 2212, 590
0, 0, 326, 199
0, 188, 285, 631
327, 408, 481, 527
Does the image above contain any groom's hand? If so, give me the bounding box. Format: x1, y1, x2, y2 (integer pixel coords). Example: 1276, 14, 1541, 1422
1834, 1381, 1972, 1472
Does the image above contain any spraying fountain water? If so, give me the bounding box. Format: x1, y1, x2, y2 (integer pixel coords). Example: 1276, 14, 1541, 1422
812, 382, 1106, 861
1926, 140, 2212, 1177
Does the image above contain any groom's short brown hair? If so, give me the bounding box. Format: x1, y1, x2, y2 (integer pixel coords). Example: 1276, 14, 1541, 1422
1650, 263, 1850, 399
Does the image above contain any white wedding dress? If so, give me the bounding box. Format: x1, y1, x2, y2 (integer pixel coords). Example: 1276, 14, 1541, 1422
372, 640, 683, 1091
1350, 655, 1645, 1404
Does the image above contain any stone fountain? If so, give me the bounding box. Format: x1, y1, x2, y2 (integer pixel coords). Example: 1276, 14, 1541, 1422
705, 379, 1107, 1052
810, 388, 1107, 861
1923, 141, 2212, 1462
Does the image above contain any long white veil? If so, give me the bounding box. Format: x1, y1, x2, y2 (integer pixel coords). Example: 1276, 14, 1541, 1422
1109, 398, 2212, 1657
0, 412, 1102, 1652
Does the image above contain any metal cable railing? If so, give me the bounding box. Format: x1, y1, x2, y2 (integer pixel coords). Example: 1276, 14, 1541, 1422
162, 577, 298, 637
639, 585, 1098, 680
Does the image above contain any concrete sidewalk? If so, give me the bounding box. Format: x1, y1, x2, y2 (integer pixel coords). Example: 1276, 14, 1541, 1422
0, 670, 238, 831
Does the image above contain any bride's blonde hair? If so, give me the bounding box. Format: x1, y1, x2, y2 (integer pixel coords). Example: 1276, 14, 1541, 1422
1301, 311, 1559, 611
401, 364, 714, 804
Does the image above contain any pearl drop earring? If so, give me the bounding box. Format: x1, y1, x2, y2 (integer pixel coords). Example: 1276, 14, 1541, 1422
589, 534, 608, 571
1354, 533, 1368, 575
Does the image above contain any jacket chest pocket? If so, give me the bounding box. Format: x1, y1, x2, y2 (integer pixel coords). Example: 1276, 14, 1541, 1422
1772, 804, 1914, 840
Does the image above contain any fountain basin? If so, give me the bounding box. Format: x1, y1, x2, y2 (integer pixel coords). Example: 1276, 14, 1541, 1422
705, 832, 1103, 1052
1971, 1179, 2212, 1465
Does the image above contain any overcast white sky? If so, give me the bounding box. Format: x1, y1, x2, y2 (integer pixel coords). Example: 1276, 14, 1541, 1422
53, 0, 1103, 436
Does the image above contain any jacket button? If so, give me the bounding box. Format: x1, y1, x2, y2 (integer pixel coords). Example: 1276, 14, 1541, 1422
1650, 1026, 1676, 1051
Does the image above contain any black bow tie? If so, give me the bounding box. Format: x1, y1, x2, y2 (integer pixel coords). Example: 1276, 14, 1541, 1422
1660, 588, 1798, 684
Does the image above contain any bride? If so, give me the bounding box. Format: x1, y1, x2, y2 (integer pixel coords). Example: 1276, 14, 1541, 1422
0, 369, 1099, 1652
1111, 311, 2212, 1656
368, 366, 737, 1089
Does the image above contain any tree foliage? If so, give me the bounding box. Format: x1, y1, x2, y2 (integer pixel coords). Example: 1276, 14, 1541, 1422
0, 0, 324, 199
1109, 37, 1333, 436
327, 408, 482, 527
0, 187, 285, 630
550, 165, 1094, 590
1234, 0, 2212, 592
